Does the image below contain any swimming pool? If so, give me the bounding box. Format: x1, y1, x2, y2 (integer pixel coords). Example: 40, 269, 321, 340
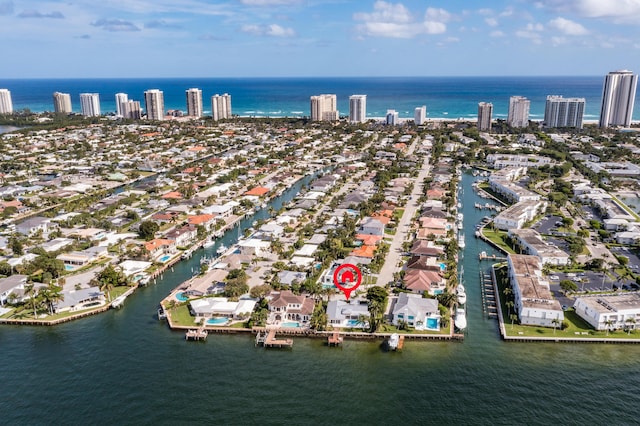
440, 263, 446, 271
159, 254, 171, 263
281, 321, 300, 328
176, 292, 189, 302
64, 265, 75, 271
346, 319, 363, 327
207, 317, 228, 325
426, 317, 439, 330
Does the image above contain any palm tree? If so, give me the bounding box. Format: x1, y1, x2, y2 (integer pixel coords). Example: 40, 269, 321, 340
355, 314, 369, 330
551, 318, 560, 335
506, 301, 514, 317
626, 317, 636, 335
510, 313, 518, 330
23, 283, 39, 319
503, 286, 513, 301
100, 281, 114, 302
604, 319, 614, 336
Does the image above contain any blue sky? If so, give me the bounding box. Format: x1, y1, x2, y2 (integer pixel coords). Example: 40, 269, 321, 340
1, 0, 640, 78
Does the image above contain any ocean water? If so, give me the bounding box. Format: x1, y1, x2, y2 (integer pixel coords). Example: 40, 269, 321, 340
2, 172, 640, 424
2, 76, 637, 120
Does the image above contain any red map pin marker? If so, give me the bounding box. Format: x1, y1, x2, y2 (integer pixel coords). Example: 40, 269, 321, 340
333, 263, 362, 300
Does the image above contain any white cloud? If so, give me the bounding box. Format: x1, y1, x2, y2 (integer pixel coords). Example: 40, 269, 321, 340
538, 0, 640, 23
354, 1, 449, 38
490, 30, 505, 37
548, 17, 588, 35
551, 36, 568, 45
485, 17, 498, 27
516, 23, 544, 44
241, 23, 295, 37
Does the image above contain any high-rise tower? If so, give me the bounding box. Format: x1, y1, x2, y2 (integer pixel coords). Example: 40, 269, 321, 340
115, 93, 128, 117
186, 88, 203, 117
349, 95, 367, 123
477, 102, 493, 131
144, 89, 165, 121
507, 96, 530, 128
211, 94, 232, 121
599, 70, 638, 128
53, 92, 72, 114
0, 89, 12, 114
310, 94, 338, 121
79, 93, 100, 117
544, 95, 585, 129
414, 105, 427, 125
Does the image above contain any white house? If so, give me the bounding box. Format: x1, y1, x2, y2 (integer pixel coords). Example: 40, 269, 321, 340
53, 287, 106, 313
507, 254, 564, 327
326, 299, 370, 328
189, 297, 256, 319
391, 293, 440, 331
267, 290, 314, 324
573, 293, 640, 331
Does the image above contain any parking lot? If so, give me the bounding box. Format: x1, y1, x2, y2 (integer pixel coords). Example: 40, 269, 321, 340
610, 246, 640, 271
532, 215, 564, 235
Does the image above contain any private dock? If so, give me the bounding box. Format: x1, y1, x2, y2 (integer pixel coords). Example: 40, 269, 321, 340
255, 330, 293, 348
327, 332, 343, 347
186, 327, 208, 341
480, 270, 498, 319
479, 251, 507, 262
397, 335, 405, 350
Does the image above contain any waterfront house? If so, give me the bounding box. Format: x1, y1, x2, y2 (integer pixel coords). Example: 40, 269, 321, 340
53, 287, 106, 313
187, 214, 217, 230
165, 225, 197, 248
0, 275, 29, 305
403, 269, 446, 296
326, 299, 370, 328
267, 290, 314, 324
573, 293, 640, 331
185, 269, 229, 297
189, 297, 256, 320
144, 238, 177, 260
392, 293, 440, 331
409, 240, 444, 257
56, 246, 108, 270
507, 254, 564, 327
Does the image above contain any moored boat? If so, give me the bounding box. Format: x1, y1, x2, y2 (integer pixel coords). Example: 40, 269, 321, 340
455, 307, 467, 331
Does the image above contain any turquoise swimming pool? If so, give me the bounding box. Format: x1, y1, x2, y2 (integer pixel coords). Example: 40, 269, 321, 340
159, 254, 171, 263
176, 292, 189, 302
346, 319, 362, 327
207, 317, 228, 325
426, 318, 439, 330
281, 321, 300, 328
64, 265, 75, 271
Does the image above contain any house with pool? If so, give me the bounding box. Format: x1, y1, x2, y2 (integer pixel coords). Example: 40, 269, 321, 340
189, 297, 256, 323
144, 238, 177, 262
267, 290, 314, 326
326, 299, 370, 328
392, 293, 441, 331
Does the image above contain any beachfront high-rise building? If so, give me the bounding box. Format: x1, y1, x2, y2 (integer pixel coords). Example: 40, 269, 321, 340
211, 94, 232, 121
79, 93, 100, 117
349, 95, 367, 123
507, 96, 530, 128
477, 102, 493, 131
543, 95, 585, 129
0, 89, 12, 114
115, 93, 128, 117
52, 92, 72, 114
414, 105, 426, 125
186, 88, 203, 117
310, 94, 338, 121
144, 89, 165, 121
386, 109, 399, 125
599, 70, 638, 128
122, 100, 142, 120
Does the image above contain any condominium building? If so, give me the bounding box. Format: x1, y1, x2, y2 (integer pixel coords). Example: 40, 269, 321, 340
414, 105, 426, 125
507, 96, 530, 128
185, 88, 203, 117
543, 95, 585, 129
477, 102, 493, 131
310, 94, 338, 121
122, 100, 142, 119
349, 95, 367, 123
144, 89, 165, 121
115, 93, 128, 117
79, 93, 100, 117
211, 93, 232, 121
0, 89, 12, 114
385, 109, 399, 125
52, 92, 72, 114
599, 70, 638, 128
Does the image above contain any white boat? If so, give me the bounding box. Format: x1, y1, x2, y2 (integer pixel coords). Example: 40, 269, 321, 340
455, 307, 467, 330
458, 234, 466, 249
457, 213, 464, 222
457, 202, 462, 209
216, 244, 227, 255
457, 292, 467, 305
387, 333, 400, 350
203, 238, 215, 248
456, 284, 466, 294
157, 306, 167, 320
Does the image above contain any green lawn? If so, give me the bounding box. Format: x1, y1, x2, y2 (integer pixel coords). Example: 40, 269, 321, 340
393, 209, 405, 221
481, 229, 516, 254
168, 304, 196, 326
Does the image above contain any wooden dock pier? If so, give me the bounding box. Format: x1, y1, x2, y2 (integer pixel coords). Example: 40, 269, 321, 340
263, 330, 293, 348
186, 327, 208, 341
480, 269, 498, 319
327, 332, 343, 347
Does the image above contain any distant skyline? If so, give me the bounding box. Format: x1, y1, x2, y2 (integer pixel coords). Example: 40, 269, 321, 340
1, 0, 640, 78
